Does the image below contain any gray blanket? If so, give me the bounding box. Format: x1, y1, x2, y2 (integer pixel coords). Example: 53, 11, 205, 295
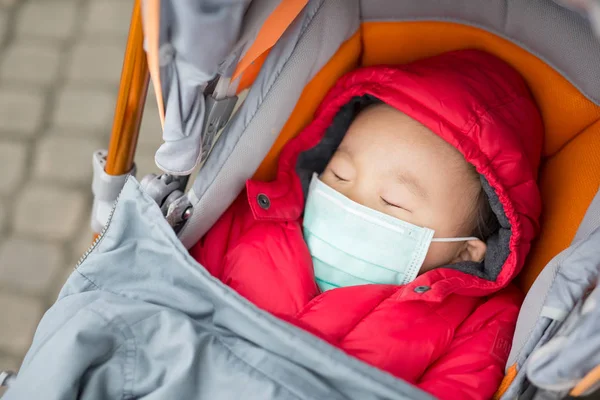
3, 178, 431, 400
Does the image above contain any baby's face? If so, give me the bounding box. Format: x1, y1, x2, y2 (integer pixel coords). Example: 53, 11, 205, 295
321, 104, 485, 272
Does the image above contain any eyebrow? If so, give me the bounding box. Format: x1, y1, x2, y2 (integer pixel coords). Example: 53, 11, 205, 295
396, 171, 428, 199
336, 145, 353, 158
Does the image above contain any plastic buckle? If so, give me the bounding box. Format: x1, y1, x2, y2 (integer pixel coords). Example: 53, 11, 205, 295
165, 194, 193, 234
140, 173, 186, 207
139, 173, 192, 234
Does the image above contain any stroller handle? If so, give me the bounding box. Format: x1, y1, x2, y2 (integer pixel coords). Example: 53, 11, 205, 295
105, 0, 149, 177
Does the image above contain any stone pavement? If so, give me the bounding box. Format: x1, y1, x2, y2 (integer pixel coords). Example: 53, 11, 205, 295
0, 0, 164, 393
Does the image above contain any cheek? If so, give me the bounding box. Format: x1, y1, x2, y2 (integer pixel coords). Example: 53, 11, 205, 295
319, 173, 335, 187
420, 242, 461, 273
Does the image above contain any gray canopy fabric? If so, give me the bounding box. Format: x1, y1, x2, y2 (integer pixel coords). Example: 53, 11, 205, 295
553, 0, 600, 37
528, 280, 600, 398
499, 188, 600, 399
147, 0, 251, 175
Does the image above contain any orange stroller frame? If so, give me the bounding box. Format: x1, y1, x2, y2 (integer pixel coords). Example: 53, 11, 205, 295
102, 0, 148, 188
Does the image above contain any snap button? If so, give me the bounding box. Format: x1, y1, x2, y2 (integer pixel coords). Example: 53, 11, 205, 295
257, 194, 271, 210
414, 285, 430, 294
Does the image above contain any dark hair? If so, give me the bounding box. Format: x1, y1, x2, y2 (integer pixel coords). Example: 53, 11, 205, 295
469, 172, 500, 242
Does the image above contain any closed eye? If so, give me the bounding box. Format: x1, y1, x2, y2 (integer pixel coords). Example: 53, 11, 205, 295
332, 171, 348, 182
381, 197, 411, 212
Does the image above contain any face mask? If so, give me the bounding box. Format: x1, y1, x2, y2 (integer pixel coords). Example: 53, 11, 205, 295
302, 174, 478, 292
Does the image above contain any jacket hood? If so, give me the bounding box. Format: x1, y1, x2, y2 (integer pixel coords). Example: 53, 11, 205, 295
250, 49, 543, 296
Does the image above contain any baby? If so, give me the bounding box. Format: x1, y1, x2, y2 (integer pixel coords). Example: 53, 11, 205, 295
304, 102, 498, 291
191, 49, 543, 400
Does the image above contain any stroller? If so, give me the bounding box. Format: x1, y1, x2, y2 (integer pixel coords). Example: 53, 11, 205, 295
2, 0, 600, 398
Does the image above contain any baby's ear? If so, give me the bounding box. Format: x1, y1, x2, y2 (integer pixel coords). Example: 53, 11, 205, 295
452, 239, 487, 264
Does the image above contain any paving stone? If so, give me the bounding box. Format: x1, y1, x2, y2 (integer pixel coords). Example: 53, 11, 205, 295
0, 0, 18, 8
146, 82, 159, 108
13, 185, 87, 240
0, 237, 64, 296
138, 106, 163, 147
52, 88, 115, 132
45, 127, 108, 141
134, 146, 162, 179
0, 11, 7, 42
83, 0, 133, 37
0, 90, 44, 137
51, 226, 94, 303
0, 353, 20, 397
0, 353, 20, 372
0, 141, 27, 195
71, 225, 93, 262
49, 266, 74, 303
67, 41, 126, 86
0, 198, 5, 234
0, 41, 61, 85
33, 134, 102, 185
0, 292, 43, 356
15, 1, 77, 40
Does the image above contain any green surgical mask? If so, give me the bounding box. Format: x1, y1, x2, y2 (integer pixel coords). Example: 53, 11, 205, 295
302, 174, 477, 292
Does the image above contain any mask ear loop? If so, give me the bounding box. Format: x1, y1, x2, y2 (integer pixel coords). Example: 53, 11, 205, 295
431, 237, 480, 242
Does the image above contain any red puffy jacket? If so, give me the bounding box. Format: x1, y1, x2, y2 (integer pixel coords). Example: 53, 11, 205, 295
190, 50, 543, 400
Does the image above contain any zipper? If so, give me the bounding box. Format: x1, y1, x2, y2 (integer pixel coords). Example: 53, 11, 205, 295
76, 189, 123, 268
0, 187, 124, 387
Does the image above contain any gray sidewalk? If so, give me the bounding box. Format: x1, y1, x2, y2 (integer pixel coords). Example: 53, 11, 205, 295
0, 0, 163, 393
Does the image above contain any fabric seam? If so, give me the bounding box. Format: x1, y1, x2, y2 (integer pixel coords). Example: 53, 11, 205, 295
215, 336, 310, 400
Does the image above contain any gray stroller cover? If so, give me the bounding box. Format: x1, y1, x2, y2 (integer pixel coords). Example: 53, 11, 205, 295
2, 177, 434, 400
